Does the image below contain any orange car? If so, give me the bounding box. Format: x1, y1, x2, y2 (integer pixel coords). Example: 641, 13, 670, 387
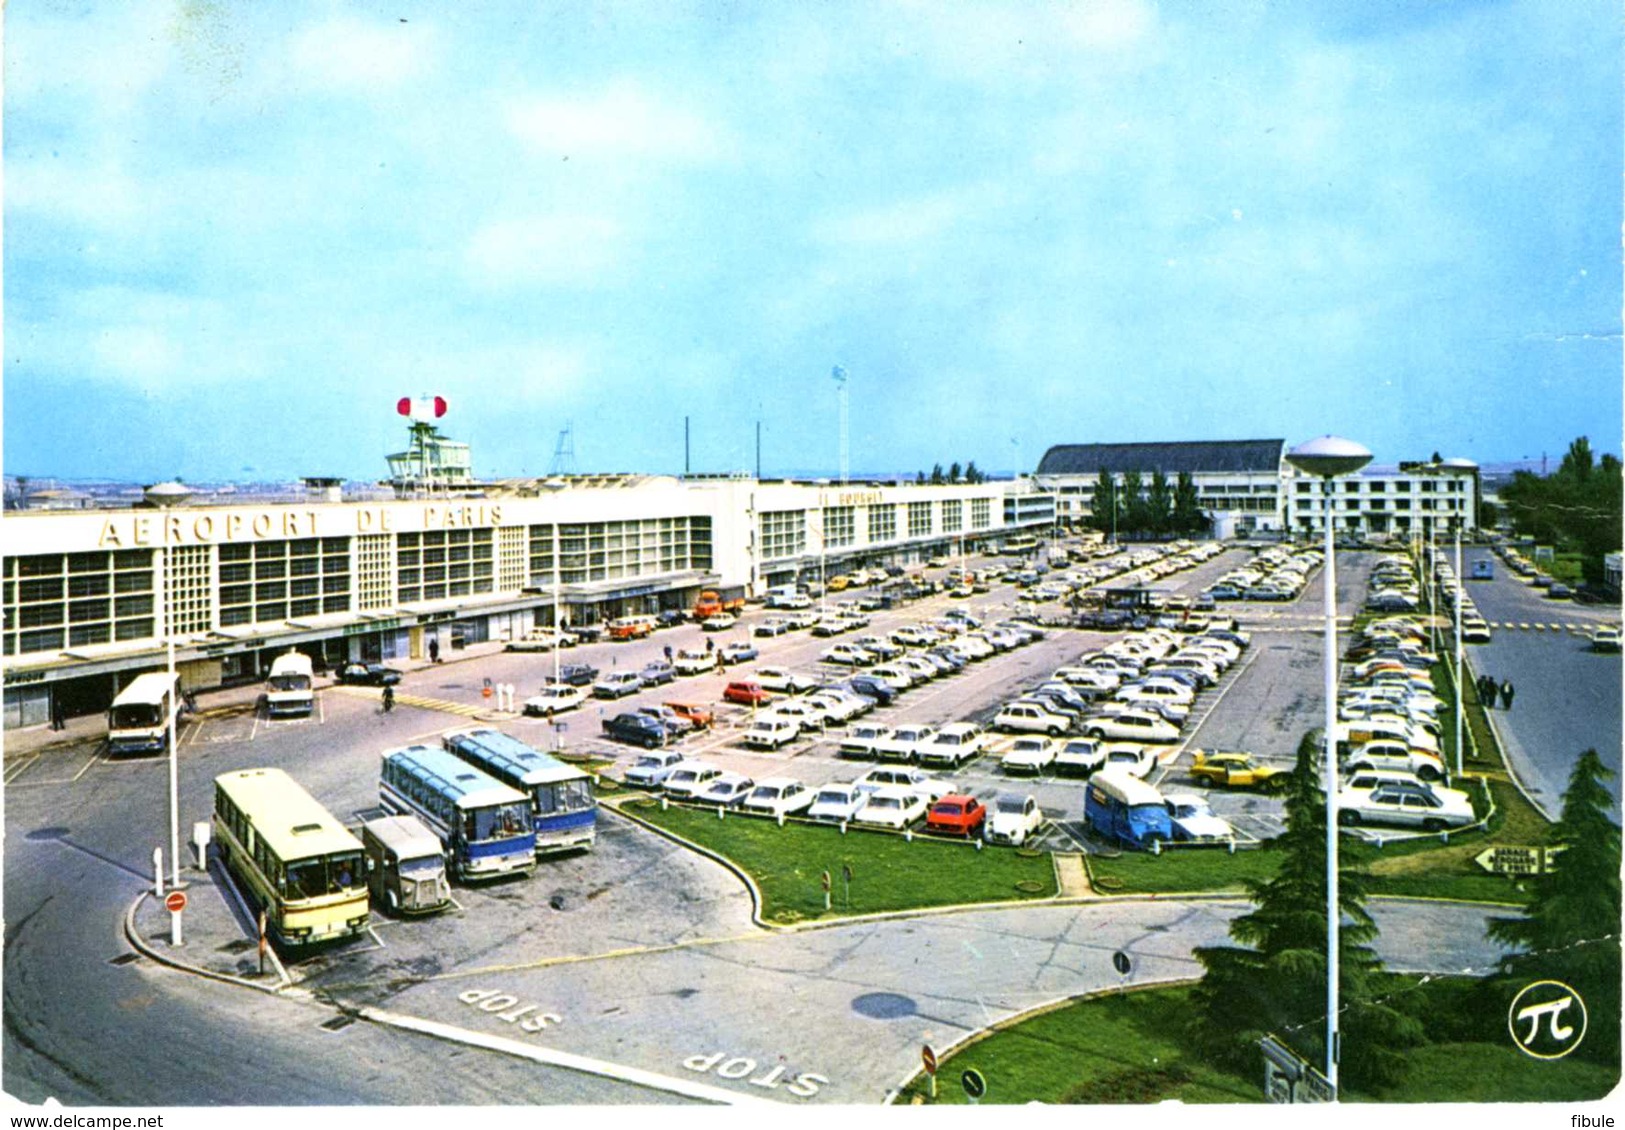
664, 700, 715, 730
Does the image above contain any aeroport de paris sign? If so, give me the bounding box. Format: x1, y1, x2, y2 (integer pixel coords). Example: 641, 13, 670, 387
92, 502, 509, 548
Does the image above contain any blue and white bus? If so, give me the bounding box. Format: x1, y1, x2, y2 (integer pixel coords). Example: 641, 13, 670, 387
379, 745, 536, 881
441, 727, 597, 855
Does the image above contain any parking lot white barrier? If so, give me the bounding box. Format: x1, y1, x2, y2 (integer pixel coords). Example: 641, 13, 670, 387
153, 848, 164, 898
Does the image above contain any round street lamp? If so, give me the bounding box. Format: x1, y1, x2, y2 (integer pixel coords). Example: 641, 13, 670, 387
1283, 435, 1372, 1099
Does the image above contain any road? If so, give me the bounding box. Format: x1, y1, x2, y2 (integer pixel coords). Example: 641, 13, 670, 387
1452, 547, 1621, 817
0, 541, 1586, 1106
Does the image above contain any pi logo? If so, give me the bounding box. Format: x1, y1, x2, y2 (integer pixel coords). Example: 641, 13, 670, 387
1507, 980, 1587, 1059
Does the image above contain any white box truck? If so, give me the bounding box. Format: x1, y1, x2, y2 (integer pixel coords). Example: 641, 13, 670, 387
265, 651, 315, 717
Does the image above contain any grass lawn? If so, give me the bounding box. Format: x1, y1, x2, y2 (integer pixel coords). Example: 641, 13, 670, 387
617, 798, 1057, 923
898, 981, 1619, 1105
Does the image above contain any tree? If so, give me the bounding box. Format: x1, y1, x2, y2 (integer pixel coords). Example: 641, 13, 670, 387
1172, 471, 1203, 534
1146, 470, 1173, 537
1487, 749, 1621, 1064
930, 464, 945, 485
948, 461, 962, 484
964, 461, 982, 484
1190, 733, 1422, 1089
1119, 470, 1146, 535
916, 470, 925, 485
1093, 468, 1118, 538
1500, 436, 1622, 585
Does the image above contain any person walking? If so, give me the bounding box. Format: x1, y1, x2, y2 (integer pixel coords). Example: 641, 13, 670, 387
428, 636, 440, 664
50, 695, 65, 732
382, 684, 395, 713
1500, 680, 1515, 710
1478, 674, 1495, 708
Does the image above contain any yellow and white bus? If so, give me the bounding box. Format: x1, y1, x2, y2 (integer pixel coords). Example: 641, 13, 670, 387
212, 768, 369, 947
107, 671, 186, 755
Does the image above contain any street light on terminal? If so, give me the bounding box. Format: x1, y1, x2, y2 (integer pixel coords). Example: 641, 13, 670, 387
1282, 434, 1371, 1100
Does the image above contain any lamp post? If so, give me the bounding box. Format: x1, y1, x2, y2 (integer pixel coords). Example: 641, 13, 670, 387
1283, 435, 1371, 1099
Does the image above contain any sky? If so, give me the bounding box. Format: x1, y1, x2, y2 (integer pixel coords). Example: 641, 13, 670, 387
5, 0, 1621, 484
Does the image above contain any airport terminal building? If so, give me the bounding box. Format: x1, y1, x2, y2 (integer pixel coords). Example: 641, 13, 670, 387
1, 471, 1055, 728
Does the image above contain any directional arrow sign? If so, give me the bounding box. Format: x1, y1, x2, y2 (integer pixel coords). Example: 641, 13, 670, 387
1474, 846, 1543, 875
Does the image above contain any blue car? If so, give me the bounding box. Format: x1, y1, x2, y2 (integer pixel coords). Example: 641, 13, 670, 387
845, 675, 898, 705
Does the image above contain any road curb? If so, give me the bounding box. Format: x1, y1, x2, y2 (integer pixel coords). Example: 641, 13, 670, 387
121, 889, 293, 996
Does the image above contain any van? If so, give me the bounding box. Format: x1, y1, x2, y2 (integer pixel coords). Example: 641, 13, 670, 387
1083, 768, 1172, 850
265, 651, 315, 717
362, 814, 451, 915
1470, 560, 1494, 580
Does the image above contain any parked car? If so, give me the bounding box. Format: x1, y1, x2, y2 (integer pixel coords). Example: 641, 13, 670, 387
622, 748, 686, 788
807, 782, 869, 824
1082, 769, 1171, 850
865, 664, 917, 692
1164, 794, 1235, 844
557, 662, 599, 686
742, 716, 801, 750
640, 661, 676, 687
1591, 626, 1621, 652
845, 675, 898, 705
993, 701, 1072, 736
637, 704, 695, 738
853, 786, 928, 829
661, 760, 723, 798
803, 690, 867, 723
1336, 779, 1475, 831
823, 643, 877, 666
673, 648, 718, 676
754, 617, 793, 637
856, 764, 943, 802
505, 629, 574, 652
871, 723, 937, 764
697, 773, 755, 809
720, 641, 759, 664
984, 792, 1044, 846
522, 683, 587, 717
1101, 743, 1157, 779
1343, 740, 1447, 782
334, 662, 403, 687
1082, 709, 1179, 743
602, 711, 667, 749
1001, 736, 1059, 775
742, 778, 815, 818
700, 613, 738, 631
764, 700, 828, 733
593, 671, 645, 699
755, 666, 820, 694
1188, 750, 1291, 791
663, 700, 715, 730
924, 794, 987, 837
1054, 738, 1109, 776
917, 723, 988, 769
839, 722, 892, 760
722, 680, 772, 707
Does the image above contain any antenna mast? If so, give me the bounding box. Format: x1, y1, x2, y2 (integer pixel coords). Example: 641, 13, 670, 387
832, 366, 849, 484
548, 421, 576, 477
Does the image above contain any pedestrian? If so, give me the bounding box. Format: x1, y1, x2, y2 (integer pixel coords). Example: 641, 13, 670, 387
1500, 680, 1514, 710
50, 696, 65, 732
706, 637, 715, 654
382, 684, 395, 713
429, 636, 440, 664
1478, 674, 1494, 708
664, 644, 674, 662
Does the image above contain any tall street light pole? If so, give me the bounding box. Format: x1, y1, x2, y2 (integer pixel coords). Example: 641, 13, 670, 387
1283, 435, 1371, 1100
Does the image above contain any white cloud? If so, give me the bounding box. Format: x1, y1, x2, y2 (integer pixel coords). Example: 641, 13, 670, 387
91, 326, 183, 383
288, 16, 433, 92
463, 215, 625, 287
6, 159, 144, 229
1058, 0, 1157, 50
504, 83, 730, 162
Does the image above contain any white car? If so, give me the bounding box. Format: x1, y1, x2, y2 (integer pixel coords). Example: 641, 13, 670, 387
1337, 780, 1475, 831
1112, 686, 1192, 724
984, 793, 1044, 846
1082, 709, 1180, 743
742, 716, 800, 750
1164, 794, 1234, 843
697, 772, 755, 808
871, 723, 938, 763
839, 722, 892, 759
916, 723, 988, 769
1101, 743, 1157, 779
1000, 736, 1059, 775
673, 648, 718, 676
522, 683, 587, 717
741, 777, 815, 818
855, 765, 943, 802
852, 786, 928, 829
865, 664, 918, 691
1344, 740, 1447, 782
754, 617, 793, 637
1053, 667, 1121, 695
700, 613, 737, 631
993, 702, 1072, 736
662, 761, 723, 798
822, 643, 876, 666
803, 691, 867, 723
764, 700, 828, 733
1593, 626, 1622, 652
891, 625, 941, 647
755, 666, 819, 694
1054, 738, 1109, 776
807, 782, 869, 824
894, 655, 941, 682
951, 634, 995, 660
622, 749, 686, 788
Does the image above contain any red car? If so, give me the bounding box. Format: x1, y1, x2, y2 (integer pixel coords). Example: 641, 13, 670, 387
925, 794, 987, 837
664, 700, 715, 730
722, 680, 772, 707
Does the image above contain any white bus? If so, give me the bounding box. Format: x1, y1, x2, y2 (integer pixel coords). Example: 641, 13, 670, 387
107, 671, 186, 756
266, 651, 315, 717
